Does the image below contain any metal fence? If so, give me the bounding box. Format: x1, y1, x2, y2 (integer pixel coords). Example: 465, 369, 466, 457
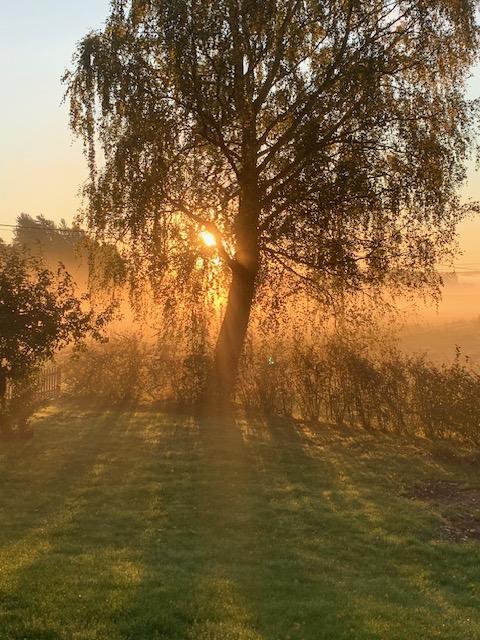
36, 366, 62, 399
5, 366, 62, 400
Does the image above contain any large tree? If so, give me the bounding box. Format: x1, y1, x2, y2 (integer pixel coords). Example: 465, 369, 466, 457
65, 0, 479, 395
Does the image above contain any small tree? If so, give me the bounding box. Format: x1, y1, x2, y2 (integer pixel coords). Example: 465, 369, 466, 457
65, 0, 479, 396
0, 243, 109, 433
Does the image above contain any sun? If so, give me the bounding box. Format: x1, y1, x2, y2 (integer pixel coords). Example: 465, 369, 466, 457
199, 230, 217, 248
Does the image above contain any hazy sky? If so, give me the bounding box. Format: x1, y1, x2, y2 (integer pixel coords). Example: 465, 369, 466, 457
1, 0, 480, 267
0, 1, 108, 240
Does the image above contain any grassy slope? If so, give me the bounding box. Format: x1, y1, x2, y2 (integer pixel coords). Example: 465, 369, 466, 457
0, 406, 480, 640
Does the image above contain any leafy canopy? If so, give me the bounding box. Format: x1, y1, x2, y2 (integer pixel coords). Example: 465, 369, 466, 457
0, 243, 110, 382
66, 0, 480, 301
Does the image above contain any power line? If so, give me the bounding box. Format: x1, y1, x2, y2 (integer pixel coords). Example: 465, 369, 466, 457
0, 223, 85, 234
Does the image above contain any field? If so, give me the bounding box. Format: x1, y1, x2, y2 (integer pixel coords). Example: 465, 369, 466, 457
400, 318, 480, 366
1, 406, 480, 639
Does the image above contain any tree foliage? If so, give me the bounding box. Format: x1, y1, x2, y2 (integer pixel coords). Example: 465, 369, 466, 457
0, 243, 110, 386
66, 0, 478, 288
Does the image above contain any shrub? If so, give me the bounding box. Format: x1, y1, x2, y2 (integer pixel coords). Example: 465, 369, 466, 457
293, 342, 327, 423
61, 324, 480, 447
0, 243, 111, 436
172, 353, 212, 407
409, 351, 480, 445
377, 350, 410, 433
237, 339, 294, 417
0, 373, 43, 437
237, 331, 480, 446
64, 334, 147, 406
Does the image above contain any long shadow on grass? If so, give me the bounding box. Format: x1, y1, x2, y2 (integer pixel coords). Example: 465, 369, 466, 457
124, 413, 421, 639
0, 408, 221, 640
220, 416, 480, 640
0, 406, 145, 639
111, 411, 261, 639
2, 408, 480, 639
0, 406, 132, 552
92, 411, 480, 639
186, 414, 396, 639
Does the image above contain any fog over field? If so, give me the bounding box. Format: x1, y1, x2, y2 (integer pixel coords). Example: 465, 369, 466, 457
399, 273, 480, 365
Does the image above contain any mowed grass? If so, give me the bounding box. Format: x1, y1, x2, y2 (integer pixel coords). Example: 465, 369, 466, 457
1, 406, 480, 639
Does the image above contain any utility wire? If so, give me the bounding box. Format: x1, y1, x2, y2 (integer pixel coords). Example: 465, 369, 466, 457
0, 223, 85, 234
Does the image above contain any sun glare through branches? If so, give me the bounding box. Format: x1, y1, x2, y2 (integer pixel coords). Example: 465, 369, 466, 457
199, 231, 217, 248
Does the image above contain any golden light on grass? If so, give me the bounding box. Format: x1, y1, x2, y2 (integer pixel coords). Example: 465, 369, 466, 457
199, 230, 216, 248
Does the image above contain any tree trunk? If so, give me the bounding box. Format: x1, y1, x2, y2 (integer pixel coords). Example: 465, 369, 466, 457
212, 158, 260, 400
213, 261, 257, 398
208, 107, 261, 402
0, 372, 8, 436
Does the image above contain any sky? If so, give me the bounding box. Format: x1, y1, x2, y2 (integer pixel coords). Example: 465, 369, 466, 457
0, 1, 108, 240
1, 0, 480, 269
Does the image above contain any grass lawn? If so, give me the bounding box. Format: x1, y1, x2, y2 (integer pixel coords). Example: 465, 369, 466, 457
1, 405, 480, 639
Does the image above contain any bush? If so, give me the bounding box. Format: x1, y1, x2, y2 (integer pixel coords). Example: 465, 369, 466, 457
237, 339, 294, 417
60, 324, 480, 446
172, 353, 211, 407
0, 373, 43, 437
64, 334, 147, 406
292, 342, 328, 424
376, 351, 410, 433
409, 351, 480, 444
238, 332, 480, 446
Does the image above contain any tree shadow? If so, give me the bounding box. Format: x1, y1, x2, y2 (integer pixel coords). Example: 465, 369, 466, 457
1, 408, 480, 639
176, 413, 480, 639
0, 405, 133, 551
0, 406, 146, 638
